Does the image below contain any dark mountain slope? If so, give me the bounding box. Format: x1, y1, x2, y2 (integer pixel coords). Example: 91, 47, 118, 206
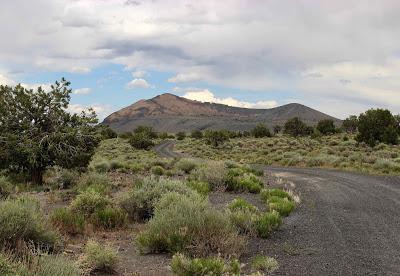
103, 93, 341, 133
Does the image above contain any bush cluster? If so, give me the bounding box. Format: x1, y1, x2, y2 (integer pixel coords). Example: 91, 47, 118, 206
227, 198, 283, 238
260, 188, 295, 217
0, 196, 59, 249
83, 240, 118, 273
171, 253, 241, 276
136, 192, 245, 257
120, 178, 197, 221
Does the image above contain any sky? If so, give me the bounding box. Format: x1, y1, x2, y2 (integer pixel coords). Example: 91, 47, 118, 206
1, 0, 400, 120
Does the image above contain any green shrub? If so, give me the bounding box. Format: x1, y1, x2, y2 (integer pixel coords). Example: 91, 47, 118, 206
190, 130, 203, 139
225, 169, 263, 193
120, 178, 196, 221
176, 159, 197, 174
267, 197, 295, 216
260, 188, 295, 216
70, 190, 111, 217
171, 253, 241, 276
35, 254, 81, 276
227, 198, 260, 235
83, 240, 118, 273
193, 161, 228, 191
176, 132, 186, 140
0, 176, 13, 199
51, 208, 85, 235
317, 119, 336, 135
93, 206, 127, 229
0, 253, 27, 275
251, 255, 279, 273
91, 160, 111, 173
255, 211, 282, 238
251, 123, 272, 138
228, 198, 259, 213
129, 132, 155, 150
151, 165, 165, 176
260, 188, 292, 201
0, 196, 59, 249
136, 192, 245, 257
187, 181, 210, 196
77, 172, 112, 195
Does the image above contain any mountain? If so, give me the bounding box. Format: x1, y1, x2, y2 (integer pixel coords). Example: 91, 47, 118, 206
103, 93, 341, 133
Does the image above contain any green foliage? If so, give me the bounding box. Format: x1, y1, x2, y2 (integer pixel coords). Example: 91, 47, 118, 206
83, 240, 118, 273
251, 255, 279, 273
129, 132, 155, 150
0, 196, 59, 249
176, 132, 186, 140
176, 158, 198, 173
51, 207, 85, 235
52, 169, 79, 189
261, 188, 295, 216
151, 165, 165, 176
251, 123, 272, 138
120, 178, 196, 221
356, 109, 399, 146
190, 130, 203, 139
35, 254, 81, 276
93, 206, 127, 229
225, 168, 263, 193
133, 126, 157, 138
193, 161, 228, 191
342, 115, 358, 133
316, 119, 336, 135
260, 188, 292, 201
254, 211, 282, 238
97, 125, 118, 140
284, 117, 313, 137
0, 176, 13, 199
204, 130, 230, 147
70, 190, 112, 217
227, 198, 260, 235
136, 192, 245, 256
0, 78, 100, 184
187, 180, 210, 196
77, 172, 112, 195
267, 197, 295, 217
273, 125, 282, 134
0, 253, 80, 276
171, 253, 241, 276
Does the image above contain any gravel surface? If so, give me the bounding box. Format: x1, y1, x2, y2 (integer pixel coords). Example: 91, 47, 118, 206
265, 167, 400, 276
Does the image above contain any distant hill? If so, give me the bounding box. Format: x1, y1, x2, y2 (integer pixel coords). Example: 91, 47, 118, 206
103, 93, 341, 133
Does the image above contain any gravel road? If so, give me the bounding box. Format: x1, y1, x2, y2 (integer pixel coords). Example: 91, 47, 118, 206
155, 141, 400, 275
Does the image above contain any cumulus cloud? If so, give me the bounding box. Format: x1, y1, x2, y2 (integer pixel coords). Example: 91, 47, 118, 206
67, 103, 113, 120
126, 78, 151, 89
70, 66, 91, 74
73, 87, 91, 95
182, 89, 278, 109
132, 70, 147, 78
168, 73, 202, 83
1, 0, 400, 116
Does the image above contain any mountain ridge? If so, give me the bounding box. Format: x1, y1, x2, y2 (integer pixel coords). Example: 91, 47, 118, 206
103, 93, 341, 133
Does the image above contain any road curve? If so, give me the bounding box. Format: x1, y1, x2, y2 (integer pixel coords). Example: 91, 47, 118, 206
154, 140, 181, 158
155, 141, 400, 275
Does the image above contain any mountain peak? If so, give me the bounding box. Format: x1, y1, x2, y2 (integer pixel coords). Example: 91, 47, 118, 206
103, 93, 340, 133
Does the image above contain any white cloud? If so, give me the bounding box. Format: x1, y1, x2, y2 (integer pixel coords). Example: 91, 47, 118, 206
132, 70, 147, 78
0, 73, 15, 86
73, 87, 92, 95
168, 73, 202, 83
67, 103, 113, 120
182, 89, 278, 109
126, 78, 152, 89
1, 1, 400, 116
70, 66, 91, 74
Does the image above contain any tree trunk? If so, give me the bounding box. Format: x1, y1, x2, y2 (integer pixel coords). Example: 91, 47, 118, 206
31, 167, 44, 185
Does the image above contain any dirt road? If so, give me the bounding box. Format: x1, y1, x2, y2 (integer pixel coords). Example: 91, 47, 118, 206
153, 140, 181, 158
155, 141, 400, 275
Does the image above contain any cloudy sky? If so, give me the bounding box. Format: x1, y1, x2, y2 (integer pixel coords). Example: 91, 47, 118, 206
1, 0, 399, 119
